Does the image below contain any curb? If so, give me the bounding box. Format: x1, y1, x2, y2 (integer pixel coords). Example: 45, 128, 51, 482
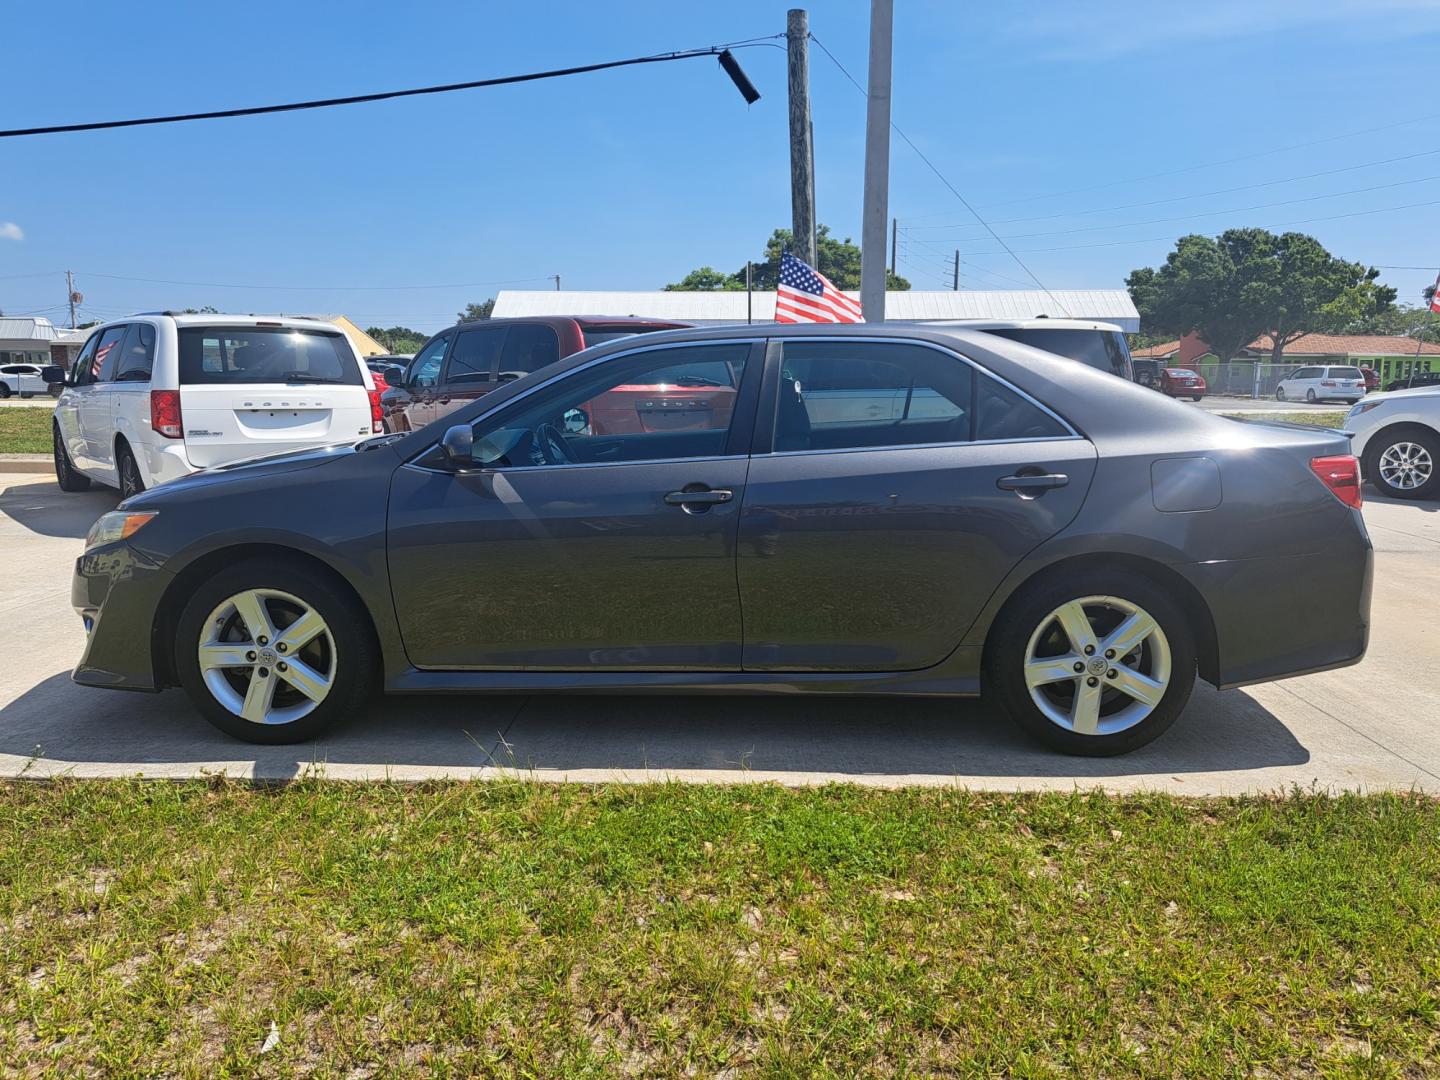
0, 454, 53, 475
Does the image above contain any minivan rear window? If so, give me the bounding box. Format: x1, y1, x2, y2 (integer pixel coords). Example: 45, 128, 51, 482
980, 328, 1132, 379
1329, 367, 1363, 379
177, 328, 361, 385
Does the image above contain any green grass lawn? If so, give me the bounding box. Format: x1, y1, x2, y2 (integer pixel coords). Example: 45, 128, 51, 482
1, 781, 1436, 1076
0, 406, 54, 454
1222, 410, 1348, 428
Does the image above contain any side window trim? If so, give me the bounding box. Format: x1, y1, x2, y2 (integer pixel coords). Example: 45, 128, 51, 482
761, 336, 1078, 456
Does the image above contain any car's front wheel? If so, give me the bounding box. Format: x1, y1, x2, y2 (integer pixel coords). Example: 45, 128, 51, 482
987, 570, 1197, 755
174, 559, 378, 743
1275, 387, 1286, 400
53, 424, 91, 492
1364, 427, 1439, 500
0, 383, 10, 399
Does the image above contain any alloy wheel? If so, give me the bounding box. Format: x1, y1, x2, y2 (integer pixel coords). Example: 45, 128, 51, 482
1378, 441, 1434, 491
197, 588, 336, 725
119, 453, 142, 499
1023, 595, 1172, 736
53, 430, 68, 482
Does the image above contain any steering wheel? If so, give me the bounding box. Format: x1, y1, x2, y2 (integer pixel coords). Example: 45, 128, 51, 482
535, 422, 574, 465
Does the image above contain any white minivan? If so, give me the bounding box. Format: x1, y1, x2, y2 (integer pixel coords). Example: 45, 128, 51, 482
1274, 364, 1367, 404
52, 314, 381, 498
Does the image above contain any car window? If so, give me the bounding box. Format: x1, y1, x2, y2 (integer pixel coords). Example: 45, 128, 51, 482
114, 323, 156, 382
774, 341, 971, 452
89, 326, 128, 384
982, 328, 1131, 379
975, 374, 1071, 441
498, 324, 560, 381
176, 328, 361, 385
408, 334, 449, 388
446, 327, 505, 385
1329, 367, 1363, 379
69, 334, 100, 384
470, 343, 752, 468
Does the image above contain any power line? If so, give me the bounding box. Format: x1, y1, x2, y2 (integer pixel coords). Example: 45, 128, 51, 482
903, 110, 1440, 217
904, 147, 1440, 230
807, 33, 1069, 315
0, 37, 782, 139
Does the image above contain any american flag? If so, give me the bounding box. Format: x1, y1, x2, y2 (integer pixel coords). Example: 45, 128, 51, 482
1430, 269, 1440, 314
774, 252, 865, 324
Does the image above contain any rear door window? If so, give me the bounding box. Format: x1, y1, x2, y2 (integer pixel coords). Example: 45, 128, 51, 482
445, 327, 506, 385
176, 328, 361, 385
498, 323, 560, 381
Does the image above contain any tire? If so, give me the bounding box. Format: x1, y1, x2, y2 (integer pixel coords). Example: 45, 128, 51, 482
0, 383, 10, 399
174, 558, 379, 744
116, 443, 145, 501
53, 424, 91, 492
1305, 389, 1317, 403
986, 569, 1198, 756
1191, 395, 1203, 402
1275, 387, 1286, 401
19, 392, 34, 399
1362, 427, 1440, 501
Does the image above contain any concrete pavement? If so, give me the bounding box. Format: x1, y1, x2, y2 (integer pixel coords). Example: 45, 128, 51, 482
1, 470, 1435, 792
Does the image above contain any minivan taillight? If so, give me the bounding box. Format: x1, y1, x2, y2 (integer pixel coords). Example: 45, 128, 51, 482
150, 389, 183, 439
367, 388, 384, 434
1310, 454, 1362, 509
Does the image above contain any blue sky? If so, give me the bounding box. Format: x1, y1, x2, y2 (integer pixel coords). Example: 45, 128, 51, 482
3, 0, 1439, 334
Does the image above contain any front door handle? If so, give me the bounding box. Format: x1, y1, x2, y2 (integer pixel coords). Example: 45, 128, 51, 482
996, 472, 1069, 495
664, 488, 733, 506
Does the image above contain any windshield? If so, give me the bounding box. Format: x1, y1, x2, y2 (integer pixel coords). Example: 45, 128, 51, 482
177, 327, 362, 386
982, 328, 1133, 379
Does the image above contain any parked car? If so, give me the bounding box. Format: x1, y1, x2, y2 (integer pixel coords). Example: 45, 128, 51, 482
924, 319, 1134, 380
366, 358, 408, 384
1158, 366, 1206, 401
1345, 388, 1440, 499
1383, 370, 1440, 393
0, 362, 61, 398
1359, 366, 1380, 392
51, 314, 381, 499
382, 316, 688, 432
1274, 365, 1367, 403
73, 324, 1371, 757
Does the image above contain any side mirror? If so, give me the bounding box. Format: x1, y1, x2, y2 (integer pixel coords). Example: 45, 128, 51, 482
440, 424, 475, 471
41, 366, 66, 385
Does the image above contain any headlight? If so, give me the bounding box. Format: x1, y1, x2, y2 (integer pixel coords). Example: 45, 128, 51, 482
84, 511, 157, 551
1347, 400, 1384, 419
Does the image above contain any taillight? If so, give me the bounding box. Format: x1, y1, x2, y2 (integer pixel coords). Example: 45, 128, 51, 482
150, 389, 182, 439
1310, 454, 1362, 509
367, 388, 384, 434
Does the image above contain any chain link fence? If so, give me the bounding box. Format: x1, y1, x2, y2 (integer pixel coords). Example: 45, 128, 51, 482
1189, 362, 1305, 399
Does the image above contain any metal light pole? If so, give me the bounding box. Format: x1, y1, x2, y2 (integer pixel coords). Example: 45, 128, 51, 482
859, 0, 893, 322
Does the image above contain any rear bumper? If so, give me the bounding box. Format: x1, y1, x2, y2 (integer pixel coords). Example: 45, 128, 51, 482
140, 441, 198, 487
1177, 528, 1373, 690
71, 542, 172, 691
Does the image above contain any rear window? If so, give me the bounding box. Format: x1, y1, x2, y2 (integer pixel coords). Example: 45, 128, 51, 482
581, 326, 673, 348
1329, 367, 1364, 379
981, 328, 1131, 378
177, 328, 361, 386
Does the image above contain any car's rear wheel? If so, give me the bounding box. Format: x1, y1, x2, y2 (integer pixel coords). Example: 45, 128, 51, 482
53, 424, 91, 492
1364, 428, 1439, 500
1306, 389, 1318, 402
174, 559, 378, 743
116, 443, 144, 501
987, 570, 1197, 756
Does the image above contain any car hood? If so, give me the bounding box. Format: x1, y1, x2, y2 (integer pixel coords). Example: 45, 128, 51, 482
123, 439, 393, 507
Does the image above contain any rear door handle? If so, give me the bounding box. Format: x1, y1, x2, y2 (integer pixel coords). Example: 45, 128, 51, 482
664, 488, 733, 506
996, 472, 1069, 494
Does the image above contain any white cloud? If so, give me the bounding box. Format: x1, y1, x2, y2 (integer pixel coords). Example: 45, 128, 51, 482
0, 222, 22, 242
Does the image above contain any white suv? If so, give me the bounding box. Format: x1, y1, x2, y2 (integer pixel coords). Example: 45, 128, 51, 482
52, 314, 381, 498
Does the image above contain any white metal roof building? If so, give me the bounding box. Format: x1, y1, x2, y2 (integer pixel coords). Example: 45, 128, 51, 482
491, 289, 1140, 332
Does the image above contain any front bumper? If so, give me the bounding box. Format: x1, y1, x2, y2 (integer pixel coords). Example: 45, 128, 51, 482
72, 542, 174, 692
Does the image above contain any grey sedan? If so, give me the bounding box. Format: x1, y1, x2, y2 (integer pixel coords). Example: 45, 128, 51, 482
72, 325, 1372, 755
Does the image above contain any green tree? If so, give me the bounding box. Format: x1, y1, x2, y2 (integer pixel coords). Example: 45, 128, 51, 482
180, 306, 219, 314
457, 299, 495, 322
665, 225, 910, 292
365, 325, 429, 354
1127, 229, 1393, 361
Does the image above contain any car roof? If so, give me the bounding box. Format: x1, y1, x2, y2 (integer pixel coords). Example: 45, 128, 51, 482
920, 318, 1125, 333
120, 312, 350, 332
450, 315, 690, 332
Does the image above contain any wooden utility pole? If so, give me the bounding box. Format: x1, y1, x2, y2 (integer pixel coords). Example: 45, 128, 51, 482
953, 250, 959, 291
552, 274, 561, 291
66, 270, 77, 329
859, 0, 894, 321
786, 9, 817, 267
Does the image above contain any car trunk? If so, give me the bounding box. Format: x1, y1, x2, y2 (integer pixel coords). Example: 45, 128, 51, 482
179, 385, 373, 468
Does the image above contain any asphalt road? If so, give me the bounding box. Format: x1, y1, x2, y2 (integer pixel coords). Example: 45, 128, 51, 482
1, 470, 1435, 792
